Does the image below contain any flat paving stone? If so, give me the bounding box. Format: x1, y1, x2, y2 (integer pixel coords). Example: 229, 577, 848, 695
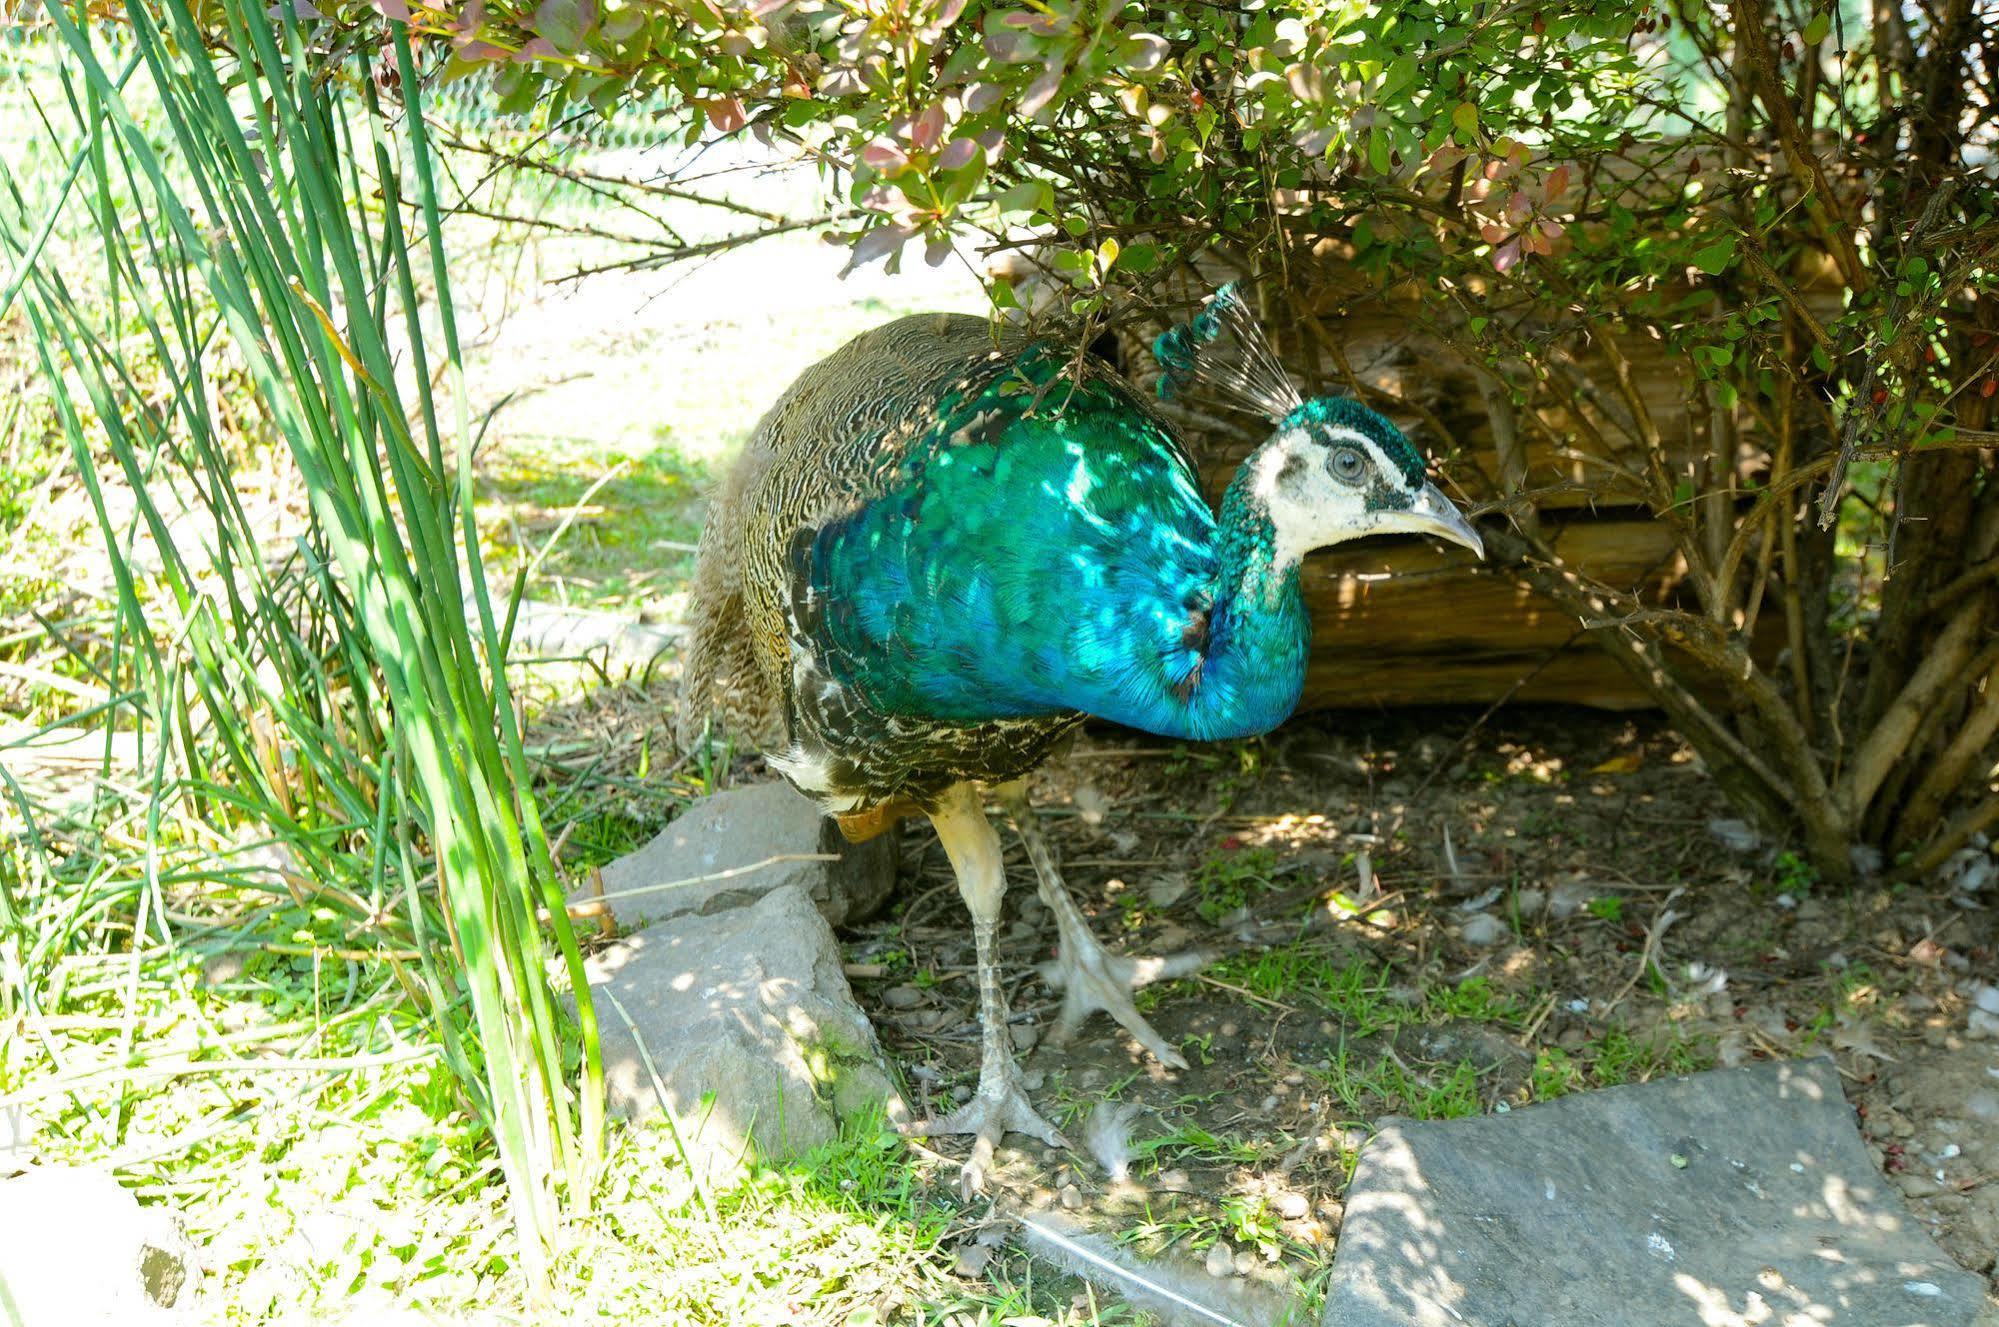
1323, 1057, 1988, 1327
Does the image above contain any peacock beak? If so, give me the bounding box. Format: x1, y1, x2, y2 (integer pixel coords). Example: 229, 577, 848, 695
1409, 482, 1485, 559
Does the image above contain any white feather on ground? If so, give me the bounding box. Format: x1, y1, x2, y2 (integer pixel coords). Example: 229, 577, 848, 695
1085, 1101, 1144, 1182
1016, 1210, 1298, 1327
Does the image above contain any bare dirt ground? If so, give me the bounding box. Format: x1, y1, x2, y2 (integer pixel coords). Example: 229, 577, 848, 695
835, 705, 1999, 1310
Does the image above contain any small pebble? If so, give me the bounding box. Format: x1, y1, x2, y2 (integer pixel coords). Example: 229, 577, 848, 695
1273, 1191, 1309, 1220
1058, 1184, 1084, 1211
1260, 1095, 1279, 1112
1220, 1021, 1239, 1037
952, 1085, 973, 1104
1011, 1025, 1037, 1051
1204, 1242, 1235, 1279
954, 1244, 994, 1277
884, 985, 926, 1009
1232, 1249, 1260, 1276
1459, 913, 1510, 947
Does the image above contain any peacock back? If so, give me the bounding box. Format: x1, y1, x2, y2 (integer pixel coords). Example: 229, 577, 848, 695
679, 312, 1266, 815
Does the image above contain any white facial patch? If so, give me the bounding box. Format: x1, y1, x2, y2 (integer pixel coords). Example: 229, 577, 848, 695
1255, 427, 1411, 578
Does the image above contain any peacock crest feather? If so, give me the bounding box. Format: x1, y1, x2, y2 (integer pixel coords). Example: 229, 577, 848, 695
1151, 282, 1303, 421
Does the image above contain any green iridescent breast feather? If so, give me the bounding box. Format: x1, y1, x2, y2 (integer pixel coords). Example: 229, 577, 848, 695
791, 338, 1311, 744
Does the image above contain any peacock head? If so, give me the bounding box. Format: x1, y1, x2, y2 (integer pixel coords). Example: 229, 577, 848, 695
1247, 397, 1483, 563
1155, 283, 1484, 566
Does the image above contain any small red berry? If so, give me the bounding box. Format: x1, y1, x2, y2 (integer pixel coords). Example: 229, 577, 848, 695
1872, 387, 1889, 405
1981, 377, 1997, 398
1781, 39, 1795, 59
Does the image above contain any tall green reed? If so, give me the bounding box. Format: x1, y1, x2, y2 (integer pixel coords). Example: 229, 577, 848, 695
2, 9, 602, 1282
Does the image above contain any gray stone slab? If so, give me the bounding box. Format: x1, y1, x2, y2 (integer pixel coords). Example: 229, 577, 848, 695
1324, 1058, 1987, 1327
583, 883, 902, 1174
0, 1164, 195, 1323
594, 781, 897, 928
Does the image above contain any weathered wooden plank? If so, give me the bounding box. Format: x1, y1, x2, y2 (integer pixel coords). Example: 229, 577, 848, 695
1294, 516, 1680, 711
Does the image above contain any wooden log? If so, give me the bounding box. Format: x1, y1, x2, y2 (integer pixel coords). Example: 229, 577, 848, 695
1296, 516, 1680, 711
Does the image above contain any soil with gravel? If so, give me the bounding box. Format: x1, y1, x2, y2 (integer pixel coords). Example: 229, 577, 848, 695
839, 705, 1999, 1310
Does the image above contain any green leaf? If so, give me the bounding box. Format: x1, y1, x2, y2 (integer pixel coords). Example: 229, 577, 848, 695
1802, 11, 1830, 45
996, 179, 1051, 218
1692, 236, 1736, 275
1367, 126, 1391, 175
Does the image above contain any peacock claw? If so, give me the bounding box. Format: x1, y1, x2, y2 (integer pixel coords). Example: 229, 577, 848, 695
905, 1075, 1067, 1199
1039, 930, 1212, 1071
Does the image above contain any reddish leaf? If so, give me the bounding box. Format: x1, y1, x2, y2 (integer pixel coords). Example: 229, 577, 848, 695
841, 224, 914, 277
533, 0, 592, 50
963, 82, 1004, 113
702, 98, 747, 132
1019, 67, 1062, 117
936, 136, 978, 170
911, 103, 946, 152
861, 139, 909, 171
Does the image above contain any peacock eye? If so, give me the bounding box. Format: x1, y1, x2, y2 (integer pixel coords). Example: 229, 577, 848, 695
1330, 447, 1367, 485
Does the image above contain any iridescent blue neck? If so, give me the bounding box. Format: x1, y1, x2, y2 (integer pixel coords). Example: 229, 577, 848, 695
1177, 467, 1312, 740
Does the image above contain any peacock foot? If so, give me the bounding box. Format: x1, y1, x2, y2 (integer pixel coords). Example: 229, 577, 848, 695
1038, 928, 1213, 1071
904, 1069, 1067, 1199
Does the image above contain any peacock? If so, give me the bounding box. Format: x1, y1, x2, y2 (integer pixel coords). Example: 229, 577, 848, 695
677, 284, 1483, 1193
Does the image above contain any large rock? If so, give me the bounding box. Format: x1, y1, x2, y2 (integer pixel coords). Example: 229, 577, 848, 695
594, 782, 897, 928
0, 1165, 195, 1323
583, 883, 903, 1173
1324, 1058, 1987, 1327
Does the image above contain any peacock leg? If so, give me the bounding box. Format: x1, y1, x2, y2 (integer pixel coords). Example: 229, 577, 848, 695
903, 782, 1066, 1198
997, 783, 1211, 1071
